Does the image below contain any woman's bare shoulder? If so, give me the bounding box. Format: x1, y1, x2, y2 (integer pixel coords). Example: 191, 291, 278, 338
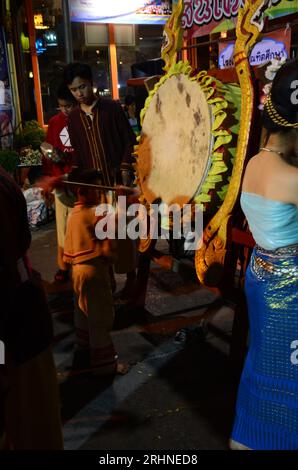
268, 161, 298, 205
242, 153, 266, 191
284, 165, 298, 205
242, 153, 298, 204
244, 152, 269, 173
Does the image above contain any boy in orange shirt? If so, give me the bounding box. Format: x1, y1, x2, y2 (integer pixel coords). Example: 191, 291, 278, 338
63, 169, 128, 375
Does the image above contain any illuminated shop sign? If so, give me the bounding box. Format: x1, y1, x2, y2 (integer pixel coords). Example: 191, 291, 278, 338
35, 38, 46, 54
34, 14, 49, 30
69, 0, 172, 24
44, 31, 57, 47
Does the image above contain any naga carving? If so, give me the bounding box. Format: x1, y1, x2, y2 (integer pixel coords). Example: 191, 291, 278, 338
161, 0, 184, 72
135, 0, 273, 273
195, 0, 271, 284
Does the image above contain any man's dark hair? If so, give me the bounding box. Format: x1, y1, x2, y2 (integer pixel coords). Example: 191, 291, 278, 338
63, 62, 93, 85
56, 83, 76, 103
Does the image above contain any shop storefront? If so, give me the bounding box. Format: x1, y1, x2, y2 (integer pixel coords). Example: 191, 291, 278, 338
11, 0, 173, 127
4, 1, 297, 130
179, 0, 298, 71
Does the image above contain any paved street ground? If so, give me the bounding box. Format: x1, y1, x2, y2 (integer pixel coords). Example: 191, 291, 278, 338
29, 222, 239, 450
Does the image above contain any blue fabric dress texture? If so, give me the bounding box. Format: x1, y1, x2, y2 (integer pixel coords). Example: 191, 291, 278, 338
231, 192, 298, 450
240, 192, 298, 250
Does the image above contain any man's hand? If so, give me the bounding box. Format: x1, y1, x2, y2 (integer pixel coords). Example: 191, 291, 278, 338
116, 185, 141, 204
35, 175, 65, 194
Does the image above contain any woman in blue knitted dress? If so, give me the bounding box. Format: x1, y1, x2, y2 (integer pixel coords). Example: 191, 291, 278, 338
230, 59, 298, 450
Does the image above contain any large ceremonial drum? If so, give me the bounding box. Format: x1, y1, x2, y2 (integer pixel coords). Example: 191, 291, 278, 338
137, 62, 241, 213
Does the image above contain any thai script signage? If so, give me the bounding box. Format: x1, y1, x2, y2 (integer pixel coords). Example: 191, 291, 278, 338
218, 28, 291, 69
182, 0, 296, 39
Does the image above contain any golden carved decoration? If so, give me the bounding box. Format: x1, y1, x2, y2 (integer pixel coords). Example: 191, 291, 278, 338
195, 0, 271, 285
138, 192, 155, 253
161, 0, 184, 72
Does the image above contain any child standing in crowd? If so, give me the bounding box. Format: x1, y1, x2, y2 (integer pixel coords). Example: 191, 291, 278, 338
44, 83, 76, 283
63, 169, 128, 375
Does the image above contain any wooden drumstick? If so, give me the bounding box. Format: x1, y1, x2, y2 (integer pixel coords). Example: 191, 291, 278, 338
62, 180, 117, 191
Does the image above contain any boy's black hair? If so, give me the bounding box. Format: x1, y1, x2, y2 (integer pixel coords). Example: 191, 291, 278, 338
63, 62, 93, 85
68, 168, 102, 194
68, 168, 103, 198
56, 83, 76, 103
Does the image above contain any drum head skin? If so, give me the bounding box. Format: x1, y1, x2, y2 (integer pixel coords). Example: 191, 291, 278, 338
138, 74, 212, 207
